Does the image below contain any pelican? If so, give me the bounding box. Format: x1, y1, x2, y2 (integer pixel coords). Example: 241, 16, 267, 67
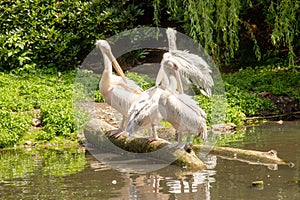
125, 29, 181, 140
96, 40, 143, 136
125, 57, 183, 140
126, 28, 212, 144
156, 58, 208, 147
164, 28, 214, 97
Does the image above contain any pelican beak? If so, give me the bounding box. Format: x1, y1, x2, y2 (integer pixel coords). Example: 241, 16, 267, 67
111, 55, 127, 83
155, 64, 166, 86
173, 65, 183, 94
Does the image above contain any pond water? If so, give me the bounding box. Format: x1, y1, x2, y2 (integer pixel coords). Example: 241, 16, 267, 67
1, 121, 299, 199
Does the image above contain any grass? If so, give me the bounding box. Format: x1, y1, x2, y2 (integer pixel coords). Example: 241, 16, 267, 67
0, 65, 299, 148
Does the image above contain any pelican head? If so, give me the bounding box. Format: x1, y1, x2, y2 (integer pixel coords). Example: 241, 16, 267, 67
156, 57, 184, 94
96, 40, 127, 83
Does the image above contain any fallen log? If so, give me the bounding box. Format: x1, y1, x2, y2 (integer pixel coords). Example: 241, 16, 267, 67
84, 118, 293, 170
84, 118, 207, 170
193, 145, 293, 167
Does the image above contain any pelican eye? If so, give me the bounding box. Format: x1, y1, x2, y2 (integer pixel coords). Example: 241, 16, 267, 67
173, 64, 178, 71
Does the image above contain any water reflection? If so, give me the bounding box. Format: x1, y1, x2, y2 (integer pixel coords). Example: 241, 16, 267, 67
0, 121, 299, 199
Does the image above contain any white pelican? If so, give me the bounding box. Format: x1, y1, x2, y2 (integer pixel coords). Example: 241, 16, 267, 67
156, 58, 208, 146
126, 28, 212, 144
96, 40, 143, 136
164, 28, 214, 97
125, 28, 180, 140
126, 86, 163, 140
126, 57, 184, 140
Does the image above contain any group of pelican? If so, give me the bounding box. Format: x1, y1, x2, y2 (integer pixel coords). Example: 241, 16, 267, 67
95, 28, 213, 148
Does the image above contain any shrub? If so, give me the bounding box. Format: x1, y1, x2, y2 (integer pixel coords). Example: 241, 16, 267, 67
0, 0, 143, 70
0, 111, 32, 148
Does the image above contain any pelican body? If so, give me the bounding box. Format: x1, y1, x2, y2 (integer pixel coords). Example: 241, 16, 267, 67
126, 59, 183, 140
96, 40, 142, 135
126, 86, 163, 140
156, 59, 208, 143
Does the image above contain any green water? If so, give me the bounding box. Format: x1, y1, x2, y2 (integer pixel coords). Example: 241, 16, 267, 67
0, 121, 299, 199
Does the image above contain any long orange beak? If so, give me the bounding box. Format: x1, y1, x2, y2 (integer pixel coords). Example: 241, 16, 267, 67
111, 55, 127, 84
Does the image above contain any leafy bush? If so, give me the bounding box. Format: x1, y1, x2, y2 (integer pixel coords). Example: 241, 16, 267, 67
195, 94, 246, 127
125, 72, 155, 91
0, 70, 89, 146
0, 111, 32, 148
224, 66, 300, 100
41, 100, 75, 138
224, 82, 276, 117
0, 0, 143, 70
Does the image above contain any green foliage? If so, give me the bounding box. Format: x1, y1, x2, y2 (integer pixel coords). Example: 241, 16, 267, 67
0, 70, 88, 147
0, 111, 32, 148
268, 0, 300, 65
224, 82, 276, 117
153, 0, 300, 66
224, 66, 300, 100
125, 72, 155, 91
194, 65, 298, 126
195, 94, 246, 127
40, 100, 75, 138
0, 0, 143, 70
94, 90, 105, 103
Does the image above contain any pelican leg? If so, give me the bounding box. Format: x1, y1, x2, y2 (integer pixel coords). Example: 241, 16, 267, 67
183, 134, 193, 152
109, 116, 127, 138
148, 125, 159, 141
167, 132, 184, 149
168, 133, 192, 152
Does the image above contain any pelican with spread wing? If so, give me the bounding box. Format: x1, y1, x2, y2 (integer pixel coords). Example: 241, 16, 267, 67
164, 28, 214, 97
125, 29, 179, 140
126, 28, 212, 143
96, 40, 143, 136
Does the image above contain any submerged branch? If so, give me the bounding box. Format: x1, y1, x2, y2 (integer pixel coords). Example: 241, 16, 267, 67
193, 145, 293, 167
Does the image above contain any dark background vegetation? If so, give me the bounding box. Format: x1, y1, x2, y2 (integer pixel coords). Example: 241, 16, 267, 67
1, 0, 299, 71
0, 0, 299, 148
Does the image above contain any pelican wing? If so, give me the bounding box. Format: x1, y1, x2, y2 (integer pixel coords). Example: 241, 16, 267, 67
171, 50, 214, 97
127, 87, 163, 134
112, 75, 143, 94
159, 92, 206, 132
176, 94, 206, 119
109, 82, 141, 116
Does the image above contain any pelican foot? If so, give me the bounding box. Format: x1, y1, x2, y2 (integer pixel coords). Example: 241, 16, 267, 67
167, 143, 185, 150
108, 129, 123, 138
183, 142, 193, 153
147, 136, 161, 142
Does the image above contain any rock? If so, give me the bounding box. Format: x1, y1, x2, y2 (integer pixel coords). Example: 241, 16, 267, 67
211, 123, 237, 134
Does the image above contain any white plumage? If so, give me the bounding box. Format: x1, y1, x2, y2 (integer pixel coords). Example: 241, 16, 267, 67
164, 28, 214, 97
96, 40, 143, 136
156, 59, 208, 143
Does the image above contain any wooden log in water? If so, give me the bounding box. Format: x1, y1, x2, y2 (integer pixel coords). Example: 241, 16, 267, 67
193, 145, 293, 167
84, 118, 207, 170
